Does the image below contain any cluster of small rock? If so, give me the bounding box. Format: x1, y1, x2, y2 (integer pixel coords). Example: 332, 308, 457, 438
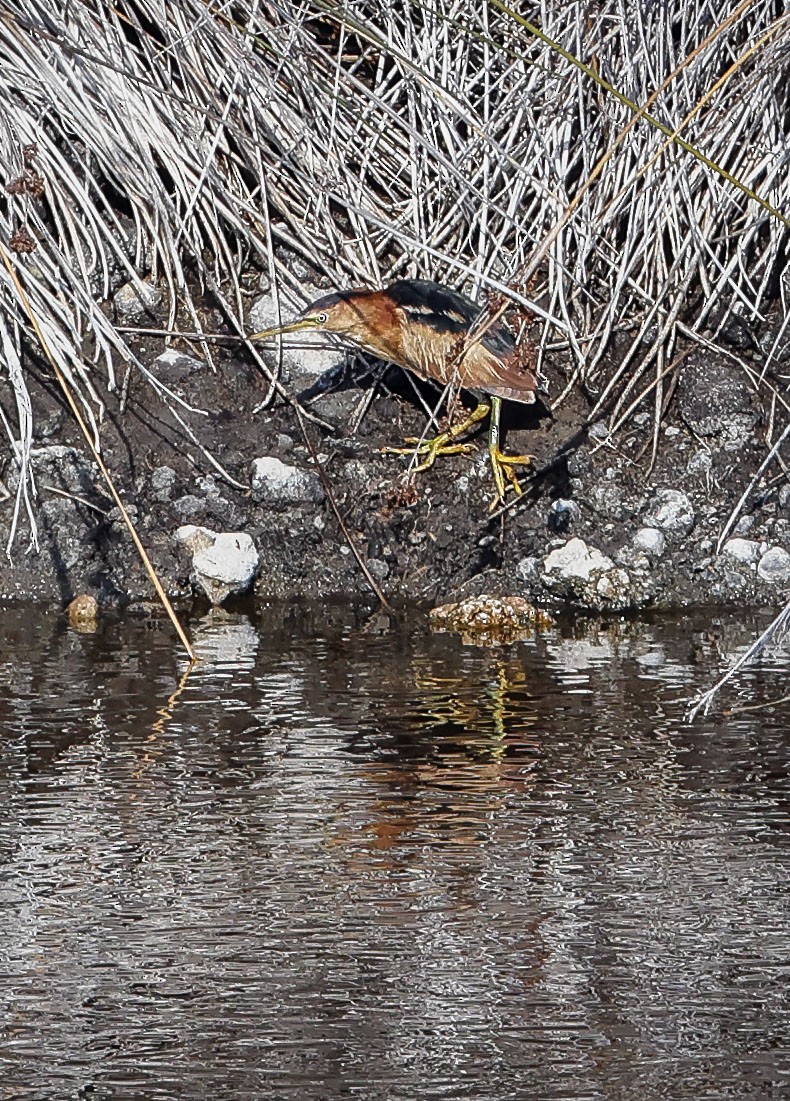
511, 484, 789, 612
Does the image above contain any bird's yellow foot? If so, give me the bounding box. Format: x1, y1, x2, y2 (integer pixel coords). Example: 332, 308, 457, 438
383, 432, 477, 472
382, 404, 490, 473
489, 445, 533, 507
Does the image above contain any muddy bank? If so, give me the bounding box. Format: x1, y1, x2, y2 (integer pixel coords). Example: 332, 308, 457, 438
0, 291, 788, 614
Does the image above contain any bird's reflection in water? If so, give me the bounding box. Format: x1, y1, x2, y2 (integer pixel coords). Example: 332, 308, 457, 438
339, 654, 543, 856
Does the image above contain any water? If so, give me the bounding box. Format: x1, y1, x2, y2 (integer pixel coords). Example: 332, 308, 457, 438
0, 603, 788, 1100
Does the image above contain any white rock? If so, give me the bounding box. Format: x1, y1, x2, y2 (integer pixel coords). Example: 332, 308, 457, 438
633, 527, 666, 557
115, 279, 162, 321
721, 537, 762, 565
643, 489, 695, 536
155, 348, 203, 372
515, 556, 541, 584
176, 525, 259, 605
250, 456, 324, 505
757, 546, 790, 584
588, 421, 610, 441
543, 537, 614, 581
248, 288, 346, 378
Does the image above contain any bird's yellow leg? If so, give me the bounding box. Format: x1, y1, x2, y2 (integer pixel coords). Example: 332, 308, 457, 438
383, 402, 491, 472
488, 396, 533, 504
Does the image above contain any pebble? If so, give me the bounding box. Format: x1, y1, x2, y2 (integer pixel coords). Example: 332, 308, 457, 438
151, 466, 176, 501
732, 513, 756, 536
643, 488, 695, 536
114, 279, 162, 321
172, 494, 205, 520
566, 450, 590, 476
547, 498, 581, 533
757, 546, 790, 584
365, 558, 390, 582
721, 537, 762, 565
515, 556, 541, 584
633, 527, 666, 557
588, 422, 610, 441
155, 348, 203, 373
250, 456, 324, 505
540, 537, 638, 610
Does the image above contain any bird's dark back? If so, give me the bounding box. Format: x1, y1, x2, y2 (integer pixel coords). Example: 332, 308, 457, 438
385, 280, 515, 359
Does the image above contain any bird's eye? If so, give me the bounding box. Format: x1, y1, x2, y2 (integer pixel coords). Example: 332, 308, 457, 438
316, 312, 328, 324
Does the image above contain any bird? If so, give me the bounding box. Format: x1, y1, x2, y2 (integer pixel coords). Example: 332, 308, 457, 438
248, 279, 542, 501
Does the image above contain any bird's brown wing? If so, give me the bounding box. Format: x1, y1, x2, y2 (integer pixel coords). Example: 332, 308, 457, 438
462, 336, 540, 406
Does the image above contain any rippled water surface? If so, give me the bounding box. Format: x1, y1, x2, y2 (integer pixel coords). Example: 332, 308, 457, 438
0, 603, 788, 1100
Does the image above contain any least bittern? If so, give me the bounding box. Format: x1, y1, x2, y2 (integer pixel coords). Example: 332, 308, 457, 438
249, 279, 542, 501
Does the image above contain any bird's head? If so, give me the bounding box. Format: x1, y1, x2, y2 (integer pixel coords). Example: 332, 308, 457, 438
248, 290, 373, 344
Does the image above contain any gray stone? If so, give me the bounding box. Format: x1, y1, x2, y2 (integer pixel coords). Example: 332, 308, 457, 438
515, 556, 541, 584
588, 422, 610, 442
114, 279, 162, 321
643, 489, 695, 537
779, 483, 790, 510
547, 498, 581, 533
541, 537, 636, 610
365, 558, 390, 583
594, 567, 632, 603
587, 480, 629, 521
633, 527, 666, 557
732, 513, 756, 536
275, 433, 295, 454
566, 449, 590, 476
8, 445, 98, 496
721, 538, 762, 565
39, 499, 92, 570
196, 475, 222, 500
106, 503, 139, 526
176, 525, 259, 604
250, 456, 324, 505
615, 546, 651, 574
757, 546, 790, 584
172, 494, 205, 520
151, 466, 176, 501
248, 288, 345, 379
155, 348, 203, 373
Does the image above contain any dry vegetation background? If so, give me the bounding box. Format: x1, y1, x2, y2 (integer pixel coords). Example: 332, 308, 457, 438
1, 0, 789, 554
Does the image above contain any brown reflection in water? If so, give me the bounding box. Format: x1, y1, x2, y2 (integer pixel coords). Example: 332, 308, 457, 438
332, 654, 544, 860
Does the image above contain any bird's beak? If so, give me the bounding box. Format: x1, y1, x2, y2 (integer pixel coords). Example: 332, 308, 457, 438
248, 317, 316, 342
